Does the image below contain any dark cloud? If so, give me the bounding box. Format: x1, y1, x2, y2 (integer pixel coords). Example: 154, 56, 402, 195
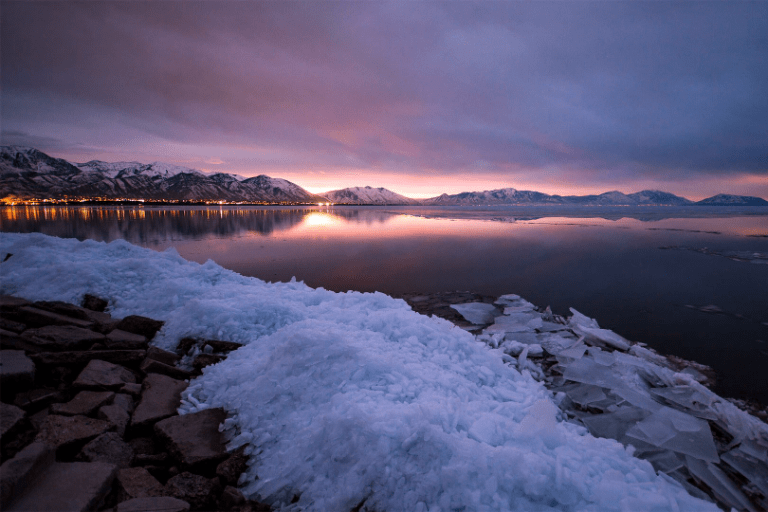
2, 1, 766, 195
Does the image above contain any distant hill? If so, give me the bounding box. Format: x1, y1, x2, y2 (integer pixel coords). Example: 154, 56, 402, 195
695, 194, 768, 206
322, 186, 419, 205
0, 146, 326, 203
422, 188, 694, 206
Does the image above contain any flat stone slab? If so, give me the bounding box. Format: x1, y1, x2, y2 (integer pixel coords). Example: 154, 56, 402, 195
116, 496, 190, 512
114, 316, 164, 340
16, 306, 94, 329
50, 390, 115, 416
77, 432, 134, 468
140, 359, 192, 380
164, 472, 220, 510
154, 408, 227, 470
98, 404, 131, 437
35, 414, 112, 450
5, 461, 116, 512
13, 388, 64, 411
73, 359, 136, 390
131, 374, 188, 429
0, 442, 55, 506
31, 349, 146, 366
0, 296, 31, 309
116, 467, 166, 502
21, 325, 105, 351
146, 346, 180, 366
106, 329, 149, 350
82, 294, 108, 313
0, 350, 35, 392
0, 403, 26, 441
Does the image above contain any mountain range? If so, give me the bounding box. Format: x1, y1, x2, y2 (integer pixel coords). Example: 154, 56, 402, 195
2, 146, 766, 206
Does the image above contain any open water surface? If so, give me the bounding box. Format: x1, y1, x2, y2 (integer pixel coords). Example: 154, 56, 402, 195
2, 205, 767, 404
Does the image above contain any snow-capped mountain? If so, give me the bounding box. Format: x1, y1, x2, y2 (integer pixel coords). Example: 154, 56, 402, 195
0, 146, 326, 203
423, 188, 694, 206
322, 186, 419, 205
695, 194, 768, 206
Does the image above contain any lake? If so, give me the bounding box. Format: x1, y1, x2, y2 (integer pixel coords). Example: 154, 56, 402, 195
2, 204, 767, 404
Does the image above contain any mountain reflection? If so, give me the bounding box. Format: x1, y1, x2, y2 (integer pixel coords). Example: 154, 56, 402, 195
0, 206, 398, 244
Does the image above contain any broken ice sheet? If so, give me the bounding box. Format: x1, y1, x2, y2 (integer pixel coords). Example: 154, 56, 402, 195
610, 386, 662, 414
650, 387, 718, 420
685, 456, 757, 512
562, 357, 625, 389
450, 303, 498, 324
587, 347, 615, 366
566, 384, 607, 407
581, 406, 649, 441
641, 450, 685, 474
626, 407, 719, 462
572, 325, 631, 351
722, 447, 768, 496
568, 308, 600, 329
626, 414, 678, 447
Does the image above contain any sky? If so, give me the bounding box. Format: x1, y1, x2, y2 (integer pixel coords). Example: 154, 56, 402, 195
2, 1, 766, 200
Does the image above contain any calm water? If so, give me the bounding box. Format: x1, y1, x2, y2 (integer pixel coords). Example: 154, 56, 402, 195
2, 205, 768, 403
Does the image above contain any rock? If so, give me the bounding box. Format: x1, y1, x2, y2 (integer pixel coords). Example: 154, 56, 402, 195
164, 472, 220, 511
81, 294, 108, 312
98, 405, 130, 437
114, 316, 164, 340
128, 437, 157, 457
21, 325, 105, 352
0, 442, 55, 507
31, 349, 146, 366
121, 382, 143, 396
131, 374, 188, 430
0, 350, 35, 394
154, 408, 228, 472
106, 329, 149, 350
216, 446, 249, 487
16, 306, 94, 329
35, 414, 112, 453
146, 346, 180, 366
13, 388, 65, 412
177, 337, 242, 355
116, 496, 190, 512
192, 354, 225, 372
73, 359, 136, 390
113, 393, 135, 413
140, 359, 192, 380
50, 390, 115, 416
116, 467, 166, 502
33, 301, 114, 328
218, 485, 246, 510
77, 432, 134, 468
4, 461, 116, 512
133, 452, 170, 467
0, 296, 31, 310
0, 318, 26, 333
0, 403, 26, 442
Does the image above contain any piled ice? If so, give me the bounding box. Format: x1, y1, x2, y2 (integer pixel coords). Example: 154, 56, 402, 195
471, 294, 768, 512
0, 233, 743, 511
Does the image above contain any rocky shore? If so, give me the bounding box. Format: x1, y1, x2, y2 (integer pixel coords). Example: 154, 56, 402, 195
0, 294, 269, 512
2, 289, 767, 512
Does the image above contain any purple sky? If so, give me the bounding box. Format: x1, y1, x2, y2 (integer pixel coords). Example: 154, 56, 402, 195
2, 1, 766, 199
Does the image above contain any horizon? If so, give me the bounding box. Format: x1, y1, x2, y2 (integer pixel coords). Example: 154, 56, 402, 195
2, 2, 767, 201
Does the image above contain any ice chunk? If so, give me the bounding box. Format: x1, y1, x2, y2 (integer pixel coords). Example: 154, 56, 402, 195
499, 339, 525, 357
503, 305, 536, 314
568, 308, 600, 329
562, 357, 625, 389
626, 407, 719, 462
642, 450, 684, 473
650, 387, 718, 420
556, 342, 587, 361
573, 325, 631, 351
722, 447, 768, 496
629, 345, 674, 368
449, 302, 497, 324
685, 456, 757, 512
538, 320, 569, 332
587, 347, 615, 366
626, 414, 678, 447
611, 387, 663, 413
737, 439, 768, 463
566, 384, 607, 407
581, 406, 649, 441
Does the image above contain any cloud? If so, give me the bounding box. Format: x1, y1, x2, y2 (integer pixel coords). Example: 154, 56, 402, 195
1, 1, 766, 195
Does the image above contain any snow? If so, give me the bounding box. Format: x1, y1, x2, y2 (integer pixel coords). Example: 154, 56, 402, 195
322, 186, 418, 205
0, 232, 727, 511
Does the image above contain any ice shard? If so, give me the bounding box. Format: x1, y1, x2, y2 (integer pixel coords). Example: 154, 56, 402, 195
685, 456, 757, 512
722, 447, 768, 496
450, 302, 498, 324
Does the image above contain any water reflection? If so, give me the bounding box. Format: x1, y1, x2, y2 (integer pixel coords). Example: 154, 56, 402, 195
0, 206, 399, 244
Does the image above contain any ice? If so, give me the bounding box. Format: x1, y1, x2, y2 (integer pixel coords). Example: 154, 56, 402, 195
650, 387, 718, 420
562, 357, 625, 389
568, 308, 600, 329
502, 332, 539, 345
722, 447, 768, 496
566, 384, 607, 407
684, 456, 757, 512
572, 325, 631, 351
611, 387, 663, 413
642, 450, 684, 473
587, 347, 615, 366
581, 406, 649, 441
0, 233, 722, 512
737, 438, 768, 463
626, 414, 678, 447
450, 302, 498, 324
557, 342, 587, 361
